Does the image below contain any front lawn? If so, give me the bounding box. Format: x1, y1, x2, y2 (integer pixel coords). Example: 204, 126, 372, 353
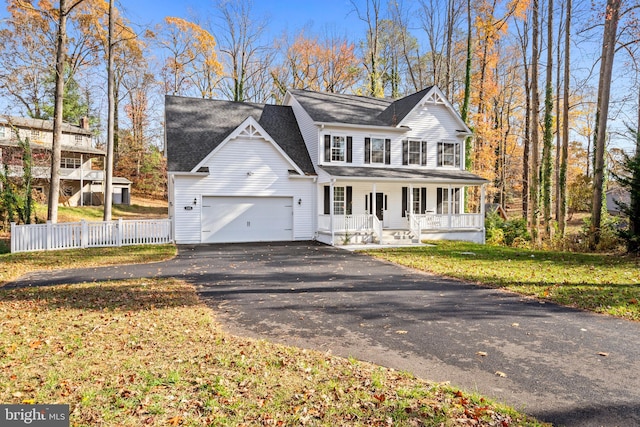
0, 277, 547, 426
0, 245, 177, 285
364, 241, 640, 321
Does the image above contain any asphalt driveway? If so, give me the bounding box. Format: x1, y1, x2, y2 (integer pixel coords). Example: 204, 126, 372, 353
8, 241, 640, 426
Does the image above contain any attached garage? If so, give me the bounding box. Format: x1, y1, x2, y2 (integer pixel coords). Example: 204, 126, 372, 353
201, 196, 293, 243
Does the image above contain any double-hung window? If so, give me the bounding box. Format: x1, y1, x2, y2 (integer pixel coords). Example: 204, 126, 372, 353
61, 157, 81, 169
324, 185, 353, 215
437, 187, 461, 214
402, 140, 427, 166
438, 141, 461, 167
324, 134, 352, 163
401, 187, 427, 217
0, 126, 5, 139
364, 137, 391, 164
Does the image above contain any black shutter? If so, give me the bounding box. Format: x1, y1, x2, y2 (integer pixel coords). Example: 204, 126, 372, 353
346, 136, 353, 163
402, 140, 408, 165
324, 186, 330, 214
346, 186, 352, 214
364, 137, 371, 164
324, 135, 331, 162
421, 140, 427, 166
385, 139, 391, 164
365, 194, 368, 211
421, 187, 427, 214
369, 193, 373, 214
401, 187, 407, 217
437, 188, 443, 214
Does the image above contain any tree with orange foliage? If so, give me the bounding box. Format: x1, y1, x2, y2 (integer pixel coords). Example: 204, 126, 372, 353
273, 30, 360, 99
149, 16, 222, 98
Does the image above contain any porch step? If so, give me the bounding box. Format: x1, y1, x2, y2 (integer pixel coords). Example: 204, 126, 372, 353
378, 229, 419, 245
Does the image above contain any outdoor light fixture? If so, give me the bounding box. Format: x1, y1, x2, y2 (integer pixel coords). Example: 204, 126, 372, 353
193, 198, 197, 205
298, 198, 302, 205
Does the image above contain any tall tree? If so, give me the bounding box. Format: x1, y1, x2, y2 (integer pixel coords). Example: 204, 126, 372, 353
351, 0, 384, 97
530, 0, 541, 243
217, 0, 271, 102
541, 0, 554, 238
151, 16, 222, 98
48, 0, 88, 223
590, 0, 622, 249
558, 0, 572, 235
103, 0, 114, 221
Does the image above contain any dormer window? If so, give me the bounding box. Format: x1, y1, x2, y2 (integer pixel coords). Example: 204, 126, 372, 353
364, 137, 391, 164
438, 141, 461, 167
0, 126, 6, 138
75, 134, 83, 144
323, 134, 352, 163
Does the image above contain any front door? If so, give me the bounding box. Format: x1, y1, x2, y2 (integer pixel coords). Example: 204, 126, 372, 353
369, 192, 385, 221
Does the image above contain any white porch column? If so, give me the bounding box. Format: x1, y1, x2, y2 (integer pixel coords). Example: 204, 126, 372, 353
80, 154, 84, 206
480, 184, 486, 240
371, 182, 377, 220
330, 179, 335, 245
447, 184, 452, 228
408, 183, 414, 216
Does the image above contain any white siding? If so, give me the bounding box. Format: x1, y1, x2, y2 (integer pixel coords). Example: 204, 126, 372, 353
172, 135, 315, 244
401, 103, 467, 170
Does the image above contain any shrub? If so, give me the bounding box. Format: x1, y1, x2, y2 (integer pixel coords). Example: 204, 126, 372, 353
485, 211, 531, 247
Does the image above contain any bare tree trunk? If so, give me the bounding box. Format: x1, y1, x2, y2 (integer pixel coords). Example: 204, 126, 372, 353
590, 0, 621, 249
104, 0, 114, 220
47, 0, 68, 223
517, 18, 531, 221
558, 0, 571, 236
462, 0, 472, 170
555, 2, 564, 222
541, 0, 554, 239
530, 0, 541, 244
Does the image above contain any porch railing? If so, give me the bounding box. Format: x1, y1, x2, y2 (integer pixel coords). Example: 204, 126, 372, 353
11, 218, 172, 253
413, 213, 483, 230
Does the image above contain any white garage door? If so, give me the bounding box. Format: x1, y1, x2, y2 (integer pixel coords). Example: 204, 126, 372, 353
201, 196, 293, 243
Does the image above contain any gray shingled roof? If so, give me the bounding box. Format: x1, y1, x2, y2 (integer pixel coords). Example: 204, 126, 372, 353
288, 87, 435, 127
376, 86, 433, 125
165, 96, 315, 174
288, 89, 393, 126
320, 166, 488, 184
0, 116, 92, 135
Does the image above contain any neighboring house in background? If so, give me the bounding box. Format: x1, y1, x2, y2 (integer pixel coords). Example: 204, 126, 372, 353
606, 187, 630, 216
165, 86, 488, 245
0, 116, 131, 206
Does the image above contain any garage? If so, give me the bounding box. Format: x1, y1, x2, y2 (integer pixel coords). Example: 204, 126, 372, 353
201, 196, 293, 243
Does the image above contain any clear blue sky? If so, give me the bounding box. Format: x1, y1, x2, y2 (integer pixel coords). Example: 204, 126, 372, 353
120, 0, 366, 40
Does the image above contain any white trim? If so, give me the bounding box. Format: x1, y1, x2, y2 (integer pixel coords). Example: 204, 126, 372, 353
191, 116, 305, 176
397, 86, 472, 134
315, 121, 410, 133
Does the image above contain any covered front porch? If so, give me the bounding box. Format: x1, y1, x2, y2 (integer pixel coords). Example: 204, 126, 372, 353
315, 166, 487, 246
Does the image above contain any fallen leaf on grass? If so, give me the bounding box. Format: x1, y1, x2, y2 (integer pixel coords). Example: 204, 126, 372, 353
597, 352, 609, 357
395, 330, 408, 334
495, 371, 507, 378
167, 415, 183, 426
476, 351, 488, 357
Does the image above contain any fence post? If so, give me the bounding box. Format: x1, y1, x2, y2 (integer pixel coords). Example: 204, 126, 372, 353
10, 222, 16, 253
46, 221, 52, 250
117, 218, 123, 247
81, 220, 88, 249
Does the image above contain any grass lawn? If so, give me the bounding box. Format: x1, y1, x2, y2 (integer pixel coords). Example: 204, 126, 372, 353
0, 275, 547, 426
364, 241, 640, 321
0, 245, 177, 285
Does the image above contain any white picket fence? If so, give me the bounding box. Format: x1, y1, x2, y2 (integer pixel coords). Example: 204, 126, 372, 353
10, 218, 173, 253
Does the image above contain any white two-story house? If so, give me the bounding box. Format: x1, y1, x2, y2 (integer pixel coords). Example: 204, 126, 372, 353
165, 86, 487, 245
0, 116, 131, 206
